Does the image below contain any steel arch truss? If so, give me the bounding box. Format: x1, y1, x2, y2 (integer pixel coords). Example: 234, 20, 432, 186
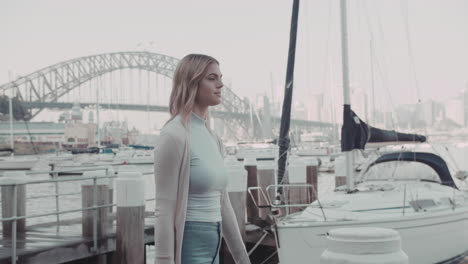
0, 51, 251, 139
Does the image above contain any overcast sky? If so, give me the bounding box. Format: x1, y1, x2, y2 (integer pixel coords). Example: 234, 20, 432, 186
1, 0, 467, 123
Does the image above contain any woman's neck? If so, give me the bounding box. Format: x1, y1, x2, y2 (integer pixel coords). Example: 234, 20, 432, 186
192, 105, 208, 119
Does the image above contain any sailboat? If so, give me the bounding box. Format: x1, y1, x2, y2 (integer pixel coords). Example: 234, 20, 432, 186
268, 0, 468, 263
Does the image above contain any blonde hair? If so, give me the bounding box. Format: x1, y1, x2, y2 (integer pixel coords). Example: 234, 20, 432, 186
168, 54, 219, 125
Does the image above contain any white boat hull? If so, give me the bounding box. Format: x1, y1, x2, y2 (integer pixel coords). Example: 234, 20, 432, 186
0, 159, 38, 170
277, 208, 468, 264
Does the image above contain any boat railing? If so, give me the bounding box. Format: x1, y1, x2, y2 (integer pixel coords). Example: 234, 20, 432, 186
248, 184, 326, 220
0, 168, 155, 264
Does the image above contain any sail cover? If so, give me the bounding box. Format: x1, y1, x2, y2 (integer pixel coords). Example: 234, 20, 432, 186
341, 104, 426, 151
370, 152, 457, 189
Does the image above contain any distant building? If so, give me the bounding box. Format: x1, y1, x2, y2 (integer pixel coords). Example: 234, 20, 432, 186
62, 103, 97, 149
308, 94, 324, 122
394, 104, 415, 129
293, 101, 308, 121
0, 122, 65, 144
463, 86, 468, 127
101, 121, 128, 145
260, 96, 273, 139
127, 127, 140, 145
350, 86, 368, 121
444, 98, 464, 127
415, 100, 439, 127
0, 121, 65, 154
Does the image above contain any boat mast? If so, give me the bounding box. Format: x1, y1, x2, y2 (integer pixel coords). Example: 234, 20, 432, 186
96, 77, 101, 147
8, 94, 14, 156
370, 37, 376, 125
277, 0, 300, 192
339, 0, 355, 190
8, 71, 14, 157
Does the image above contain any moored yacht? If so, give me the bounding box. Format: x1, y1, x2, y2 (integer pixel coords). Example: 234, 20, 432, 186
275, 149, 468, 263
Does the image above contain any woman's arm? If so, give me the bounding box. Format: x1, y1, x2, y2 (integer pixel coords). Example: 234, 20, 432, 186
215, 134, 251, 263
221, 191, 251, 264
154, 133, 182, 264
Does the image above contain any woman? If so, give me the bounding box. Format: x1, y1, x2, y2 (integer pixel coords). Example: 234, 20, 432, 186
154, 54, 250, 264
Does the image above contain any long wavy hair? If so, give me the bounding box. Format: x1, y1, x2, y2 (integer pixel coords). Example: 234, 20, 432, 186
168, 54, 219, 126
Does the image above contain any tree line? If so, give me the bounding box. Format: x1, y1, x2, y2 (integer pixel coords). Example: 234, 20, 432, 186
0, 95, 31, 121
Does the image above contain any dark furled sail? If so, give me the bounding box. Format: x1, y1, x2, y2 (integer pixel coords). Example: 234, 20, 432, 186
341, 104, 426, 151
277, 0, 300, 190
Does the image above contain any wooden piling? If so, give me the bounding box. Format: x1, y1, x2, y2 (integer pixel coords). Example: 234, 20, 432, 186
334, 155, 347, 187
256, 161, 275, 219
335, 176, 347, 187
81, 172, 109, 239
284, 156, 306, 214
106, 167, 115, 214
281, 157, 320, 215
225, 156, 248, 240
115, 171, 145, 264
306, 163, 318, 202
1, 172, 27, 239
244, 157, 259, 223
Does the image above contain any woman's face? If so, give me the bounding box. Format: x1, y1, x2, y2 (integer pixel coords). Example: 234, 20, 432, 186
195, 63, 223, 107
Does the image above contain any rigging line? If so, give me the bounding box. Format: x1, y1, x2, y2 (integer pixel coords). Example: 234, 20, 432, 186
372, 0, 390, 81
389, 150, 406, 181
101, 73, 105, 108
156, 72, 160, 108
354, 0, 367, 89
328, 56, 337, 131
129, 69, 133, 104
370, 0, 396, 127
304, 0, 310, 98
425, 144, 460, 175
247, 230, 269, 256
147, 69, 151, 133
104, 72, 109, 110
400, 0, 421, 103
13, 87, 39, 154
362, 0, 377, 125
373, 53, 397, 130
163, 74, 167, 106
109, 71, 113, 118
139, 67, 142, 106
400, 0, 428, 139
259, 250, 277, 264
362, 0, 375, 41
443, 145, 460, 172
320, 0, 333, 95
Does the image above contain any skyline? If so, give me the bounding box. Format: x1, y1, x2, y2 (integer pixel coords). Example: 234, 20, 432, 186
1, 0, 467, 126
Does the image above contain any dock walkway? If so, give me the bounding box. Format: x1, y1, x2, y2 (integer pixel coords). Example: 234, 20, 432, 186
0, 214, 155, 264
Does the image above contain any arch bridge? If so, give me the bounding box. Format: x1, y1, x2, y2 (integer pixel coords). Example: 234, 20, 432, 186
0, 51, 334, 140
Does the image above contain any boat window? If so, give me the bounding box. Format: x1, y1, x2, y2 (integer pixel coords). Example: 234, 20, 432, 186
409, 199, 436, 211
362, 161, 440, 183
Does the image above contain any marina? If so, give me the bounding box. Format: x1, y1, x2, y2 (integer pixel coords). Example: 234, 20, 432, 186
0, 145, 466, 263
1, 0, 468, 263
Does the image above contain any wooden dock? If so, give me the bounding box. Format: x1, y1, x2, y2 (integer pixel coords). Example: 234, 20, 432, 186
0, 215, 279, 264
2, 163, 467, 264
0, 163, 320, 263
0, 213, 155, 264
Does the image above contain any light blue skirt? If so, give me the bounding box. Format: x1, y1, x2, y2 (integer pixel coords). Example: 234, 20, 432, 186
181, 221, 222, 264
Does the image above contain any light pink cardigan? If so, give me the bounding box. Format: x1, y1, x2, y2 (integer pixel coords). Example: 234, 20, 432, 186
154, 116, 250, 264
